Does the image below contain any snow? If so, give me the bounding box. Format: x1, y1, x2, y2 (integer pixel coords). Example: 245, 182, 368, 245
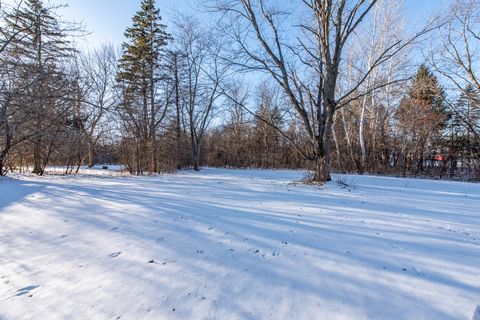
0, 168, 479, 320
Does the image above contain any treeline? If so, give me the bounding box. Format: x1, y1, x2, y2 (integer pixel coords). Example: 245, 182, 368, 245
0, 0, 479, 181
205, 66, 479, 180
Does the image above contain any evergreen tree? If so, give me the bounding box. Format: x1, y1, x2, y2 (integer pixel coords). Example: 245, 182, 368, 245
5, 0, 75, 70
407, 65, 446, 114
5, 0, 78, 175
395, 65, 447, 175
117, 0, 171, 174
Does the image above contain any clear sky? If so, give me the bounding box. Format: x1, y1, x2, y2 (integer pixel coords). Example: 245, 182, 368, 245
3, 0, 447, 49
56, 0, 196, 49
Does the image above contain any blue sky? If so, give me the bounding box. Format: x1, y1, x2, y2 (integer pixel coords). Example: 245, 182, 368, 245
66, 0, 446, 48
57, 0, 192, 48
4, 0, 447, 49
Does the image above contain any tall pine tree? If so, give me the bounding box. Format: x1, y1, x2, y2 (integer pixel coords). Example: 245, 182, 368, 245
117, 0, 171, 174
395, 65, 447, 175
5, 0, 78, 175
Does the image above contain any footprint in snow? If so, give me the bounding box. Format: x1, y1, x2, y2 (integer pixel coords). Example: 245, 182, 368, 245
271, 251, 280, 257
15, 285, 39, 296
413, 267, 426, 278
107, 252, 122, 258
250, 249, 266, 258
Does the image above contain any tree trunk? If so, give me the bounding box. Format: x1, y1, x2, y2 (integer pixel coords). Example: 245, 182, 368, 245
0, 128, 11, 177
0, 153, 5, 176
174, 53, 182, 170
341, 108, 357, 171
312, 155, 332, 182
87, 141, 94, 168
310, 78, 336, 183
359, 99, 367, 173
310, 123, 334, 183
150, 136, 158, 173
38, 137, 55, 176
193, 143, 200, 171
135, 141, 141, 176
32, 136, 42, 174
331, 113, 343, 172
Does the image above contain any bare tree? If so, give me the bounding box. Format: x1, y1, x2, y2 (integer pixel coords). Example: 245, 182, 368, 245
174, 16, 227, 171
75, 44, 117, 168
0, 65, 34, 175
0, 1, 31, 175
432, 0, 480, 137
165, 50, 186, 169
339, 0, 411, 173
4, 0, 82, 175
210, 0, 433, 182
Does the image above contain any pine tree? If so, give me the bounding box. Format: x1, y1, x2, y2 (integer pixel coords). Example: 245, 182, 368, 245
5, 0, 77, 175
117, 0, 171, 174
408, 65, 446, 116
6, 0, 75, 70
395, 65, 447, 175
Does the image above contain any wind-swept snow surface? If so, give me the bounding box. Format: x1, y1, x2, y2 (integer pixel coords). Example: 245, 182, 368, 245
0, 169, 479, 320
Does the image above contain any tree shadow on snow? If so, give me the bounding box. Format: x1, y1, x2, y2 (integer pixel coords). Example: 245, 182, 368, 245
0, 178, 45, 211
2, 172, 479, 319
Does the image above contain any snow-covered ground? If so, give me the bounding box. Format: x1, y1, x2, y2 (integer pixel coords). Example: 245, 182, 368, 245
0, 168, 479, 320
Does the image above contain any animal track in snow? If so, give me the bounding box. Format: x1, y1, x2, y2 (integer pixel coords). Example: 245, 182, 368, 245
107, 252, 122, 258
15, 285, 39, 296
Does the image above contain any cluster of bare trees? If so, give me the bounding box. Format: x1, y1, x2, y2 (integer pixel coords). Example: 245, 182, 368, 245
205, 81, 304, 169
115, 3, 228, 175
0, 0, 228, 176
431, 0, 480, 178
0, 0, 80, 175
1, 0, 479, 181
0, 0, 122, 176
203, 65, 455, 178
